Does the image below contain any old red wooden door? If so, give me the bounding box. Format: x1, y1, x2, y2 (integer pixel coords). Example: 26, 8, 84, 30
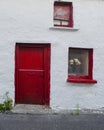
15, 43, 51, 105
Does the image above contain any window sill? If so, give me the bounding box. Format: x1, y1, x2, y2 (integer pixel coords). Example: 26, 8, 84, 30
49, 26, 79, 31
67, 78, 97, 84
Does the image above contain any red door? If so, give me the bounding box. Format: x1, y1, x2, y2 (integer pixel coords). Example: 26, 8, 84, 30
15, 43, 51, 105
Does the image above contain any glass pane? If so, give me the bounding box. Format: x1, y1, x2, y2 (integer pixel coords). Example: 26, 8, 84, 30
54, 20, 61, 25
68, 49, 89, 75
54, 5, 70, 21
62, 21, 68, 25
54, 20, 69, 26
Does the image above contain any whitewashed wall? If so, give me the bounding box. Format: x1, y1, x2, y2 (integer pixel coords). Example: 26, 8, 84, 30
0, 0, 104, 110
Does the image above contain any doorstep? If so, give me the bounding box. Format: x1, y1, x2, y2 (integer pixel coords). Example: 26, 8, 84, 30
12, 104, 53, 114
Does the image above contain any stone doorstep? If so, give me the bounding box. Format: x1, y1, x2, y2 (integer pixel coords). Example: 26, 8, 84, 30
12, 104, 104, 115
12, 104, 53, 114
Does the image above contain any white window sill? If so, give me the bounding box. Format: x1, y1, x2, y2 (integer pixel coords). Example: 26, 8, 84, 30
49, 26, 79, 31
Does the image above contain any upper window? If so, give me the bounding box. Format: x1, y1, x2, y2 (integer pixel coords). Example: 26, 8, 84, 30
67, 47, 97, 83
54, 1, 73, 27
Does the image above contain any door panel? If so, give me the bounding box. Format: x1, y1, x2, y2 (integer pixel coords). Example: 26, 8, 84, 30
18, 70, 44, 104
19, 47, 44, 69
15, 43, 50, 105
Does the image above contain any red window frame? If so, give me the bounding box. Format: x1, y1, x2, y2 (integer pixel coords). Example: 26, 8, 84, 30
54, 1, 73, 27
67, 47, 97, 83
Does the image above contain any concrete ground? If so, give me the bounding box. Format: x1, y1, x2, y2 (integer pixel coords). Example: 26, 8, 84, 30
0, 112, 104, 130
0, 105, 104, 130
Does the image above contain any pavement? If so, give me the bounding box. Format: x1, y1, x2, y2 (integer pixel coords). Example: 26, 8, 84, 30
0, 110, 104, 130
0, 105, 104, 130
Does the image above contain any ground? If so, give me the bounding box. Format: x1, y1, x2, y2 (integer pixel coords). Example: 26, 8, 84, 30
0, 112, 104, 130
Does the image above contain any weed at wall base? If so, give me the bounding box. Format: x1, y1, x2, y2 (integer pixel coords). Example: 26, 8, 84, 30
0, 92, 13, 112
69, 104, 80, 115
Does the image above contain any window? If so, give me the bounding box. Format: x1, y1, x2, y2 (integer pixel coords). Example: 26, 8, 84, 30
54, 1, 73, 27
67, 47, 97, 83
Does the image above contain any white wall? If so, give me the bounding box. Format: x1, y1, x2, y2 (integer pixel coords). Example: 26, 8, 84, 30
0, 0, 104, 110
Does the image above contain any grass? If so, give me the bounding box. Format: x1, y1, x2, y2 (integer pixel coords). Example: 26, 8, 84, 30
69, 104, 80, 115
0, 92, 13, 112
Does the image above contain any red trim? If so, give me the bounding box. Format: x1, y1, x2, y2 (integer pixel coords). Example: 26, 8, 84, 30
54, 1, 72, 6
68, 75, 89, 79
70, 3, 73, 27
15, 44, 19, 104
67, 78, 97, 84
88, 49, 93, 79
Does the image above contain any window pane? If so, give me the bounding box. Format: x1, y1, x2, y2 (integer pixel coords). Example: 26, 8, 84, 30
68, 49, 89, 75
54, 20, 61, 25
54, 5, 70, 21
62, 21, 69, 25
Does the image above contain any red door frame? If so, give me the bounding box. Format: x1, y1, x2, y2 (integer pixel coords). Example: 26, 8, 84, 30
15, 43, 51, 105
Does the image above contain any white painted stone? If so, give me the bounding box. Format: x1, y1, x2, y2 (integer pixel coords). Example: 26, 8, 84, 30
0, 0, 104, 110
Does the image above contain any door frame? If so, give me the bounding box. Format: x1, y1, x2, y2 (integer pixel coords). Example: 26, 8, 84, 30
15, 43, 51, 106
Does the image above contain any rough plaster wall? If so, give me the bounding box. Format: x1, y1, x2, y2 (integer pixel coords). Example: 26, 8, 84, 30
0, 0, 104, 110
51, 0, 104, 110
